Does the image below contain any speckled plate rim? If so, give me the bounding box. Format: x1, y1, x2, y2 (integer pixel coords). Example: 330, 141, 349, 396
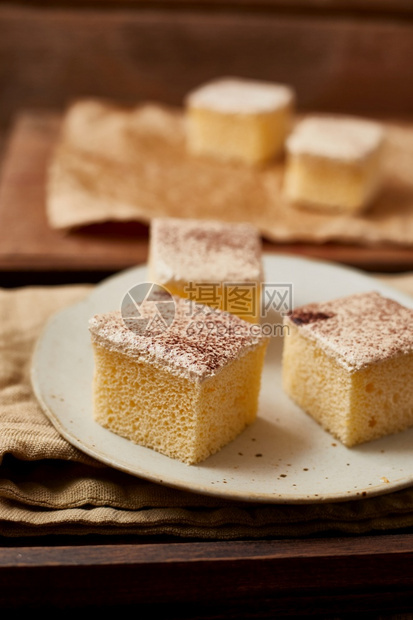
31, 253, 413, 504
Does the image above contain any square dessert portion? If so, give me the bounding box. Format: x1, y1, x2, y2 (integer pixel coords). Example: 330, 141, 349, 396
282, 291, 413, 447
283, 116, 385, 214
185, 77, 295, 165
148, 217, 264, 323
89, 296, 269, 465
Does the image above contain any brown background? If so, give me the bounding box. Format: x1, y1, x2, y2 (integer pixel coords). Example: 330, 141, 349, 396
2, 0, 413, 136
1, 0, 413, 278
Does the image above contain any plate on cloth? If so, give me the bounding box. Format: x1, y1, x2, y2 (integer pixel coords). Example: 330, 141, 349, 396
31, 254, 413, 504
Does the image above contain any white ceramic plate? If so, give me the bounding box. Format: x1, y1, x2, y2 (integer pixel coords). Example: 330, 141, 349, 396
31, 254, 413, 504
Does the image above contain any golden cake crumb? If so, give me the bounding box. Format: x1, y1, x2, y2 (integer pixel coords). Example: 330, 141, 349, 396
185, 77, 295, 165
282, 291, 413, 447
283, 115, 385, 213
89, 296, 269, 464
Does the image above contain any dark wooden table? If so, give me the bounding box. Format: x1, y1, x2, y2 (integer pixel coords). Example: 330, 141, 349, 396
1, 113, 413, 616
1, 1, 413, 616
0, 532, 413, 616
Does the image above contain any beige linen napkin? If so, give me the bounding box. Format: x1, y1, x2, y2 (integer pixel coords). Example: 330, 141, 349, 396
1, 277, 413, 538
47, 99, 413, 246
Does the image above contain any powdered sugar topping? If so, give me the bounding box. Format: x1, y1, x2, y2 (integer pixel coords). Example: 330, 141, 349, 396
186, 77, 294, 114
286, 116, 384, 161
149, 217, 263, 284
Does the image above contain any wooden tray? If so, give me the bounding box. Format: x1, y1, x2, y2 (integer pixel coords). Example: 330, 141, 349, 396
2, 111, 413, 276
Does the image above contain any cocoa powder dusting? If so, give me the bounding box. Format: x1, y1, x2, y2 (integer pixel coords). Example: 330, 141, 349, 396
289, 310, 334, 326
286, 291, 413, 371
89, 295, 268, 381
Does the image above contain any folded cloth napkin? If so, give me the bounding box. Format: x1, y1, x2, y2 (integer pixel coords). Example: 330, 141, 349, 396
1, 276, 413, 539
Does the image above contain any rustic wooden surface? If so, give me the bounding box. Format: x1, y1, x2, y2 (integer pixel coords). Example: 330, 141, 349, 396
0, 534, 413, 615
1, 2, 413, 136
0, 112, 151, 274
2, 111, 413, 280
2, 1, 413, 277
4, 0, 413, 9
